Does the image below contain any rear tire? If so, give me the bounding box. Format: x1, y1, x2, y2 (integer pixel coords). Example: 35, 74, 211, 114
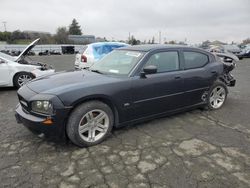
13, 72, 34, 88
207, 81, 228, 110
66, 101, 114, 147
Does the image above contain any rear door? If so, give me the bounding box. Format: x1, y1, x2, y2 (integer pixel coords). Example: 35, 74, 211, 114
180, 50, 218, 106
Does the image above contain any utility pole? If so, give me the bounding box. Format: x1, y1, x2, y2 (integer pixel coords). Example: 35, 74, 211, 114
2, 21, 7, 32
128, 32, 131, 42
159, 31, 161, 44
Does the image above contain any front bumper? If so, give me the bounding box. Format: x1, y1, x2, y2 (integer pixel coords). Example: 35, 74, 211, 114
15, 103, 70, 140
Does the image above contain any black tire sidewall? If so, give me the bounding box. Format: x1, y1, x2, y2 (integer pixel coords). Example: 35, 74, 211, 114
207, 81, 228, 110
66, 101, 114, 147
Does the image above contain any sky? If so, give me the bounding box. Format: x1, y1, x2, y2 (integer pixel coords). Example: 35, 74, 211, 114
0, 0, 249, 44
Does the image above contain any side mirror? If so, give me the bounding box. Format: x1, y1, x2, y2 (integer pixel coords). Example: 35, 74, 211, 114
140, 65, 157, 78
143, 65, 157, 74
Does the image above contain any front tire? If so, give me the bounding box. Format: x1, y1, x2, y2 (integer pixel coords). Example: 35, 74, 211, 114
66, 101, 114, 147
207, 81, 228, 110
13, 72, 34, 88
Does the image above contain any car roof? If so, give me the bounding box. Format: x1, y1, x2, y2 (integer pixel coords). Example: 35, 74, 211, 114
118, 44, 201, 52
89, 42, 128, 47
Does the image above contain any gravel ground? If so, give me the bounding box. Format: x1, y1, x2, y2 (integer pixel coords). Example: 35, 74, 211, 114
0, 55, 250, 188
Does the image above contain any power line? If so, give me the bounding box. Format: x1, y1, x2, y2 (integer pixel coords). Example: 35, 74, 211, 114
159, 31, 161, 44
2, 21, 7, 32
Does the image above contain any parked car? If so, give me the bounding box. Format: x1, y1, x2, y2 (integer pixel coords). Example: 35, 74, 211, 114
38, 50, 61, 56
49, 50, 61, 55
0, 38, 55, 88
38, 50, 50, 56
208, 45, 239, 62
222, 44, 244, 60
61, 46, 75, 54
74, 42, 129, 69
15, 45, 236, 147
241, 45, 250, 58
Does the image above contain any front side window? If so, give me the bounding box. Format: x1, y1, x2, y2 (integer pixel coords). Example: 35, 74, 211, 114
183, 51, 208, 69
144, 51, 179, 73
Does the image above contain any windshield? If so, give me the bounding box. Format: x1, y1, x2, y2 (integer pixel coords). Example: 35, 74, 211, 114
90, 50, 144, 76
0, 52, 16, 61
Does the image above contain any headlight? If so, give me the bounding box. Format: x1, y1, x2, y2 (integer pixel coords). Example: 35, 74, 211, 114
31, 100, 53, 115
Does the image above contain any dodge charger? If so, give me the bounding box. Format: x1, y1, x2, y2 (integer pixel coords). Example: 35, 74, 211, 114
15, 45, 236, 147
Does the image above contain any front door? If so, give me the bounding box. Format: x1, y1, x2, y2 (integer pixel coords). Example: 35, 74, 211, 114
0, 58, 10, 86
131, 50, 186, 120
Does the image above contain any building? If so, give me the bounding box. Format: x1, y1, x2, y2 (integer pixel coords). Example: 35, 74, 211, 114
68, 35, 95, 44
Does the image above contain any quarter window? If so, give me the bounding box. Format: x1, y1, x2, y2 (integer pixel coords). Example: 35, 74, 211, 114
144, 51, 179, 73
183, 51, 208, 69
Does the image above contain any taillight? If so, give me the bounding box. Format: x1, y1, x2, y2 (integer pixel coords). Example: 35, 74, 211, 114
81, 55, 87, 63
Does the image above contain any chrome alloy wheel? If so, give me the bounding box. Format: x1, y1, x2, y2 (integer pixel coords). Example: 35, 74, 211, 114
209, 86, 226, 109
17, 74, 32, 86
78, 109, 109, 142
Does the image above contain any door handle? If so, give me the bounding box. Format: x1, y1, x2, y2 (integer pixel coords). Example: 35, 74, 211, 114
211, 71, 217, 74
174, 76, 181, 79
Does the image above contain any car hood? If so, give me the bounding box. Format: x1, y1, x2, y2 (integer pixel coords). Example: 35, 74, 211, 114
15, 38, 40, 62
227, 49, 241, 53
26, 70, 120, 95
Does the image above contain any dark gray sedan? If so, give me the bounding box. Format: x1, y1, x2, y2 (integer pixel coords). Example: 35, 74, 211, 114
15, 45, 236, 147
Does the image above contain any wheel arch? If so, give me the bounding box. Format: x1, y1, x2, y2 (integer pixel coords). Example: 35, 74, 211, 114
12, 71, 35, 86
68, 95, 120, 127
213, 78, 228, 94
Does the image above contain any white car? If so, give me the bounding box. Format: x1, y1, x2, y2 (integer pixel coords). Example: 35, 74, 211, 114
0, 39, 55, 88
75, 42, 128, 69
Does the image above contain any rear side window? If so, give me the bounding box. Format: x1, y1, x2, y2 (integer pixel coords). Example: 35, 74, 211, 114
183, 51, 209, 69
145, 51, 179, 73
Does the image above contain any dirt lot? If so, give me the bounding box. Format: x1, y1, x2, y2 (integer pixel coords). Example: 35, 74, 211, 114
0, 55, 250, 188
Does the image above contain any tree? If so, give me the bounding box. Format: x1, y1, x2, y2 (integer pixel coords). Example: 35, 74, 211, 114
128, 35, 140, 45
242, 38, 250, 45
54, 27, 69, 44
0, 31, 11, 42
168, 40, 176, 44
69, 19, 82, 35
151, 37, 155, 44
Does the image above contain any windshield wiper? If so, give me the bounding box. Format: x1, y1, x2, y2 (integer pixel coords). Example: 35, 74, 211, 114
90, 69, 103, 74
